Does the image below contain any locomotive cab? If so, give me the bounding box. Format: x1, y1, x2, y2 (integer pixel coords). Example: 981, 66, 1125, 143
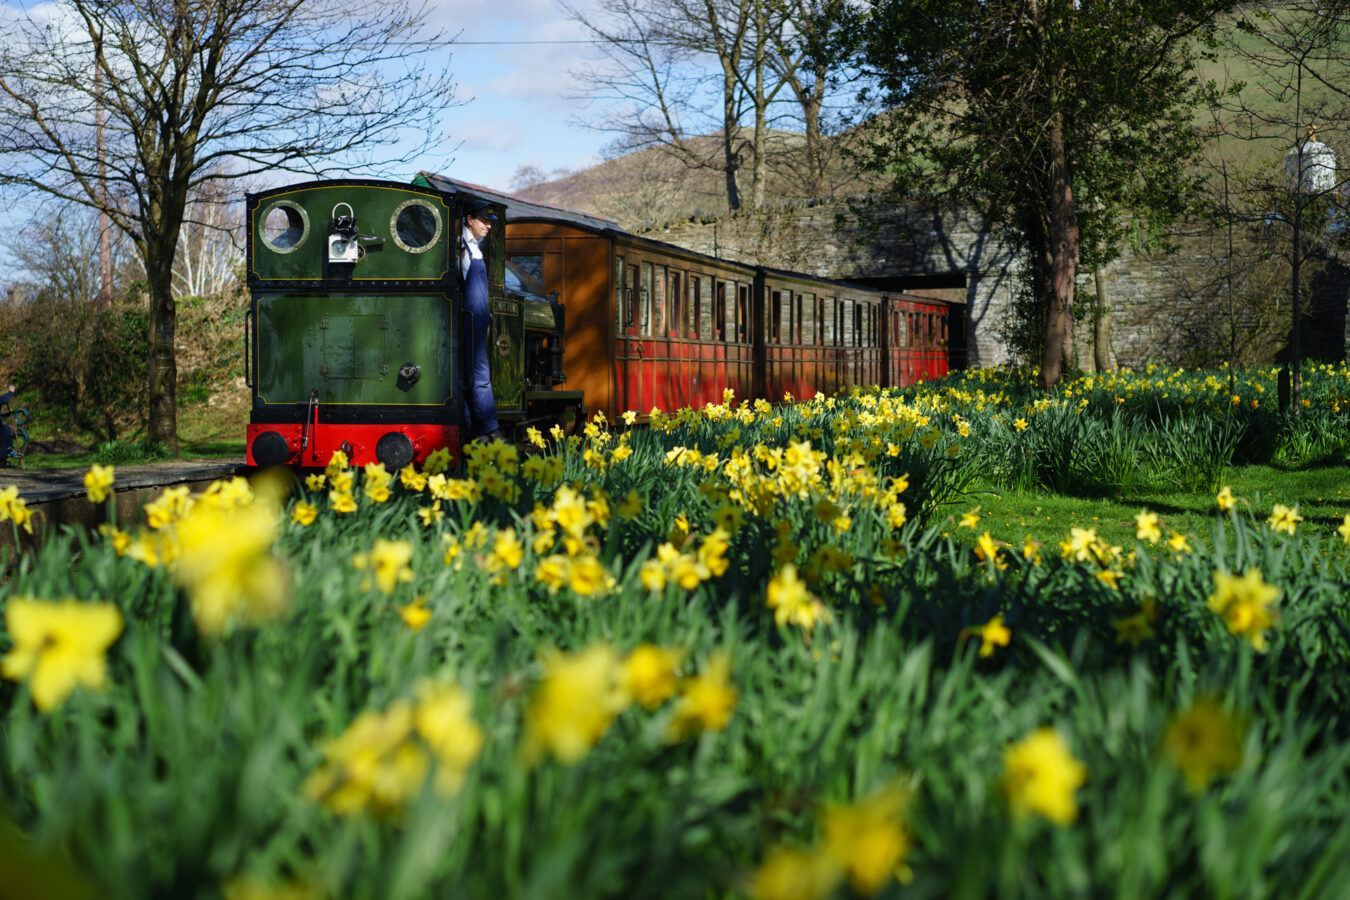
244, 178, 581, 469
245, 180, 467, 468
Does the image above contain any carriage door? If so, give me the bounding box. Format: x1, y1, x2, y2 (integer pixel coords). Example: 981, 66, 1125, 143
617, 257, 644, 415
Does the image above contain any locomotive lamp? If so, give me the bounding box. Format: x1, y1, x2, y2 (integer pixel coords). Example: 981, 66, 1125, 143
327, 202, 384, 264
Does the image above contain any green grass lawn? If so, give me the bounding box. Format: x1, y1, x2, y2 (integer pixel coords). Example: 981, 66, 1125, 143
939, 462, 1350, 550
16, 394, 246, 471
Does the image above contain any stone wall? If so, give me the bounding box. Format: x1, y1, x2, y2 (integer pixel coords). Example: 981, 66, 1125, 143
643, 199, 1350, 370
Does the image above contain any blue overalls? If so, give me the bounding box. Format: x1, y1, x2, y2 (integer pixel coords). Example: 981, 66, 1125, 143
461, 239, 500, 437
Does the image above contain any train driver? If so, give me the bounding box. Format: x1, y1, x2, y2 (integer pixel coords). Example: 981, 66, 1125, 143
460, 199, 502, 444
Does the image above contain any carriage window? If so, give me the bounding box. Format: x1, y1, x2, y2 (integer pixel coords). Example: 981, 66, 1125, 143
712, 282, 723, 341
771, 291, 783, 344
699, 276, 713, 340
669, 270, 682, 338
726, 282, 739, 343
614, 256, 625, 334
738, 284, 751, 343
686, 276, 696, 338
692, 276, 702, 340
653, 265, 667, 336
822, 297, 835, 345
940, 313, 948, 347
781, 290, 793, 344
800, 293, 814, 345
841, 299, 853, 346
640, 262, 654, 337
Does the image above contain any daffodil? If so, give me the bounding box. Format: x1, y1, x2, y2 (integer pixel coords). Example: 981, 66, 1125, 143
819, 782, 914, 893
1001, 727, 1088, 825
84, 464, 115, 503
622, 644, 682, 710
667, 652, 737, 741
521, 643, 626, 764
291, 501, 317, 526
1163, 697, 1244, 792
1134, 510, 1161, 543
766, 564, 832, 632
2, 598, 124, 711
352, 539, 415, 595
1266, 503, 1302, 535
1207, 568, 1279, 651
172, 494, 288, 638
398, 598, 432, 632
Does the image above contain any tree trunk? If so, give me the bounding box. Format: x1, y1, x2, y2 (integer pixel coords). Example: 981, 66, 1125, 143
801, 85, 825, 197
1039, 116, 1079, 390
145, 242, 179, 452
1093, 268, 1113, 372
721, 67, 741, 212
750, 0, 768, 210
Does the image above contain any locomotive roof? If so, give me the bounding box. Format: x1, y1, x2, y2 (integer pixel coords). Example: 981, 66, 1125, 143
416, 171, 621, 232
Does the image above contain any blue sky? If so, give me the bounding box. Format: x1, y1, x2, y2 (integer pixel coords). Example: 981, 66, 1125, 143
0, 0, 612, 202
414, 0, 609, 193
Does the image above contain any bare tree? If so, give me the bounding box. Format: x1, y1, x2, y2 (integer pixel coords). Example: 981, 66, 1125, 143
566, 0, 750, 210
173, 172, 244, 300
0, 0, 458, 450
765, 0, 855, 199
566, 0, 859, 212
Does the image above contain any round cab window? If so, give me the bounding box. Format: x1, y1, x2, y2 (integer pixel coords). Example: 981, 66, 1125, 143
391, 199, 443, 253
259, 201, 308, 254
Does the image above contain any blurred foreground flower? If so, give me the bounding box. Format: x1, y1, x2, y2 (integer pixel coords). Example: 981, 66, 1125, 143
521, 643, 627, 764
351, 539, 415, 595
1266, 503, 1302, 535
1206, 568, 1279, 652
1001, 727, 1088, 825
820, 782, 914, 894
622, 644, 682, 710
746, 846, 839, 900
84, 464, 115, 503
172, 478, 288, 638
766, 564, 832, 632
2, 598, 123, 711
962, 614, 1011, 658
1134, 510, 1161, 543
1163, 697, 1244, 792
222, 875, 320, 900
667, 651, 737, 742
0, 485, 35, 534
304, 679, 482, 817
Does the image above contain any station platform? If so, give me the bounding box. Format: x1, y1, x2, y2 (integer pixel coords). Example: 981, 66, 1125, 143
0, 459, 248, 554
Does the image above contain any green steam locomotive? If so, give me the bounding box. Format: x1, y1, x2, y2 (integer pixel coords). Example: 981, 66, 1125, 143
244, 179, 581, 468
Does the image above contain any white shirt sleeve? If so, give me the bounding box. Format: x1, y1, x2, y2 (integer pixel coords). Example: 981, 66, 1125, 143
460, 226, 482, 279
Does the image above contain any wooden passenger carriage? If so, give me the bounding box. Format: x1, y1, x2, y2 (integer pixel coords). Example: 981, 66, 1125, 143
420, 173, 961, 423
